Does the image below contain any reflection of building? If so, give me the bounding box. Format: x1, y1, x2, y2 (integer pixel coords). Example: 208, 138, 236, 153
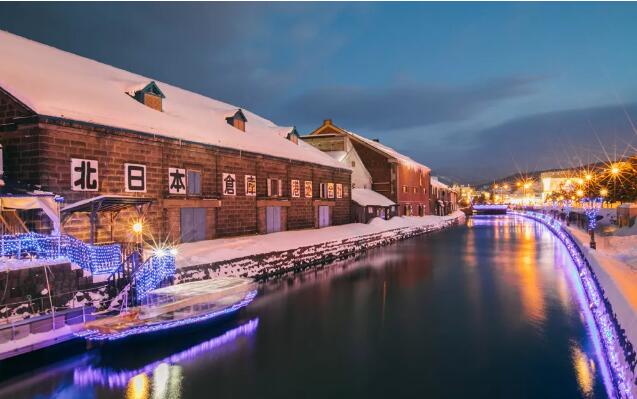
302, 119, 431, 216
0, 31, 351, 244
430, 177, 458, 216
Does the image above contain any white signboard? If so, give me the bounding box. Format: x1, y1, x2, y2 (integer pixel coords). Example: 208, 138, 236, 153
71, 158, 98, 191
125, 163, 146, 192
168, 168, 187, 195
291, 180, 301, 198
223, 173, 237, 196
245, 175, 256, 196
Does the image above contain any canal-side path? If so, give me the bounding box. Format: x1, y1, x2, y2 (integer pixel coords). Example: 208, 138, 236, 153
516, 211, 637, 399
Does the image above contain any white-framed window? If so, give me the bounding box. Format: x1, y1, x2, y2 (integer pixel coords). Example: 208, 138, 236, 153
267, 178, 283, 197
304, 181, 313, 198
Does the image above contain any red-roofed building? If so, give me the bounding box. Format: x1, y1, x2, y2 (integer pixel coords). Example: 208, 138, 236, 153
302, 120, 431, 216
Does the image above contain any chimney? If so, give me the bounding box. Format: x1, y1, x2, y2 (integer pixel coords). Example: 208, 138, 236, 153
323, 119, 332, 125
372, 138, 380, 143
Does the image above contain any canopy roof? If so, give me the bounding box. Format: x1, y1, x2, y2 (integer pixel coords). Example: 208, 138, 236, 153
61, 195, 153, 214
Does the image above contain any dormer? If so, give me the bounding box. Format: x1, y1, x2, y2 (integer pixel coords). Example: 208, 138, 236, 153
128, 81, 165, 112
225, 109, 247, 132
286, 127, 300, 145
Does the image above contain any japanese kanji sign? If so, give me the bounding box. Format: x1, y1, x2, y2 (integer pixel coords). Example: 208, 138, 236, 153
125, 163, 146, 192
71, 158, 98, 191
291, 179, 301, 198
223, 173, 236, 196
336, 183, 343, 199
327, 183, 335, 199
168, 168, 187, 194
304, 181, 313, 198
245, 175, 256, 196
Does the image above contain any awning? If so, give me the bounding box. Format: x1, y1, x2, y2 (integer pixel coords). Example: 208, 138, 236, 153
61, 195, 153, 244
62, 195, 153, 214
0, 194, 62, 234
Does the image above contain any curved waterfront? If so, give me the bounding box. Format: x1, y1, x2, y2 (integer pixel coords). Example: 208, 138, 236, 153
0, 215, 609, 398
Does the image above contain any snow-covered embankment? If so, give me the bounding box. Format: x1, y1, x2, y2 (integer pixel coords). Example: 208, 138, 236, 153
175, 211, 465, 283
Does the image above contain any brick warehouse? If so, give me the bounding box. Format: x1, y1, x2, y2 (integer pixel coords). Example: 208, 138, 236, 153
0, 31, 351, 244
302, 120, 431, 217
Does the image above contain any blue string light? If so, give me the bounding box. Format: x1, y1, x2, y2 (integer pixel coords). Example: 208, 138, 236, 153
133, 252, 177, 302
0, 233, 121, 275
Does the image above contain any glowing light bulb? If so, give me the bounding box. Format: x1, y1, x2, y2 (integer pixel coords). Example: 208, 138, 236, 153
132, 222, 143, 234
600, 188, 608, 197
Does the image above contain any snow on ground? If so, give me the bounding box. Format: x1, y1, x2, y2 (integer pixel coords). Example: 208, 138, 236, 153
176, 212, 464, 269
0, 257, 73, 272
569, 227, 637, 351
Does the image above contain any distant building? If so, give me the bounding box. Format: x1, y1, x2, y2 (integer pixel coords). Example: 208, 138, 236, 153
0, 31, 351, 244
302, 120, 431, 217
430, 177, 458, 216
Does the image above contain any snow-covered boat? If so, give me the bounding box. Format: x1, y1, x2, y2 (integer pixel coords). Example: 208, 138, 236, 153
79, 277, 257, 341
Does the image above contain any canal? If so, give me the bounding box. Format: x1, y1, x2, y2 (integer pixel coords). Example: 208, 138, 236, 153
1, 215, 610, 398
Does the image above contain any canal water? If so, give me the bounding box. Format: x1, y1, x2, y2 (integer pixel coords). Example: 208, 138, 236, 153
0, 215, 610, 398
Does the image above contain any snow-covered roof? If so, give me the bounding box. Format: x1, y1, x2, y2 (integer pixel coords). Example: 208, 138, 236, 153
351, 188, 396, 207
0, 31, 346, 170
346, 131, 430, 172
431, 177, 450, 190
325, 151, 347, 162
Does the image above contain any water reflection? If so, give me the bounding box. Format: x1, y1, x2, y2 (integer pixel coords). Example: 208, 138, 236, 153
74, 318, 259, 392
1, 216, 610, 398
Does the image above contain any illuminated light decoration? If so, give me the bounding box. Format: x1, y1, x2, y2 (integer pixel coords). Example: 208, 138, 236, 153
133, 252, 177, 301
77, 290, 257, 341
600, 188, 609, 197
513, 211, 635, 399
0, 233, 121, 275
581, 197, 603, 231
472, 205, 509, 211
73, 318, 259, 388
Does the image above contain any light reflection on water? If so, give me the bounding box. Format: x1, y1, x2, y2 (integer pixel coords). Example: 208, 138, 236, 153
0, 215, 609, 398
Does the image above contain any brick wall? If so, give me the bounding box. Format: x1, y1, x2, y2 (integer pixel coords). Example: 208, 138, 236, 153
0, 118, 351, 242
350, 140, 394, 201
0, 89, 32, 126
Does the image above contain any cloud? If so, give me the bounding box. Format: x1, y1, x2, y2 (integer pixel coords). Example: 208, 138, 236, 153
280, 76, 543, 130
424, 101, 637, 183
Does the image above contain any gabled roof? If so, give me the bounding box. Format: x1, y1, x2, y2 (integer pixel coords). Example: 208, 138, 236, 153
225, 108, 247, 122
305, 120, 430, 172
126, 81, 166, 98
0, 31, 347, 171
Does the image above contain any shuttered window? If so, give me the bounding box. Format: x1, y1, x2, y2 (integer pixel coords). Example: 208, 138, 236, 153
187, 170, 202, 195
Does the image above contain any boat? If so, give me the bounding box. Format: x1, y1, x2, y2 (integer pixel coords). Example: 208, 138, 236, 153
79, 277, 257, 341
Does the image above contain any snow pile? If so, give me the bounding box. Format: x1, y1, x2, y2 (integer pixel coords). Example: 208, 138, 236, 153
351, 188, 395, 207
176, 212, 463, 268
0, 31, 345, 170
175, 212, 464, 282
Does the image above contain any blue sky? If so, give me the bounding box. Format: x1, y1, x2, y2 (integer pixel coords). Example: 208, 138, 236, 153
1, 2, 636, 183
